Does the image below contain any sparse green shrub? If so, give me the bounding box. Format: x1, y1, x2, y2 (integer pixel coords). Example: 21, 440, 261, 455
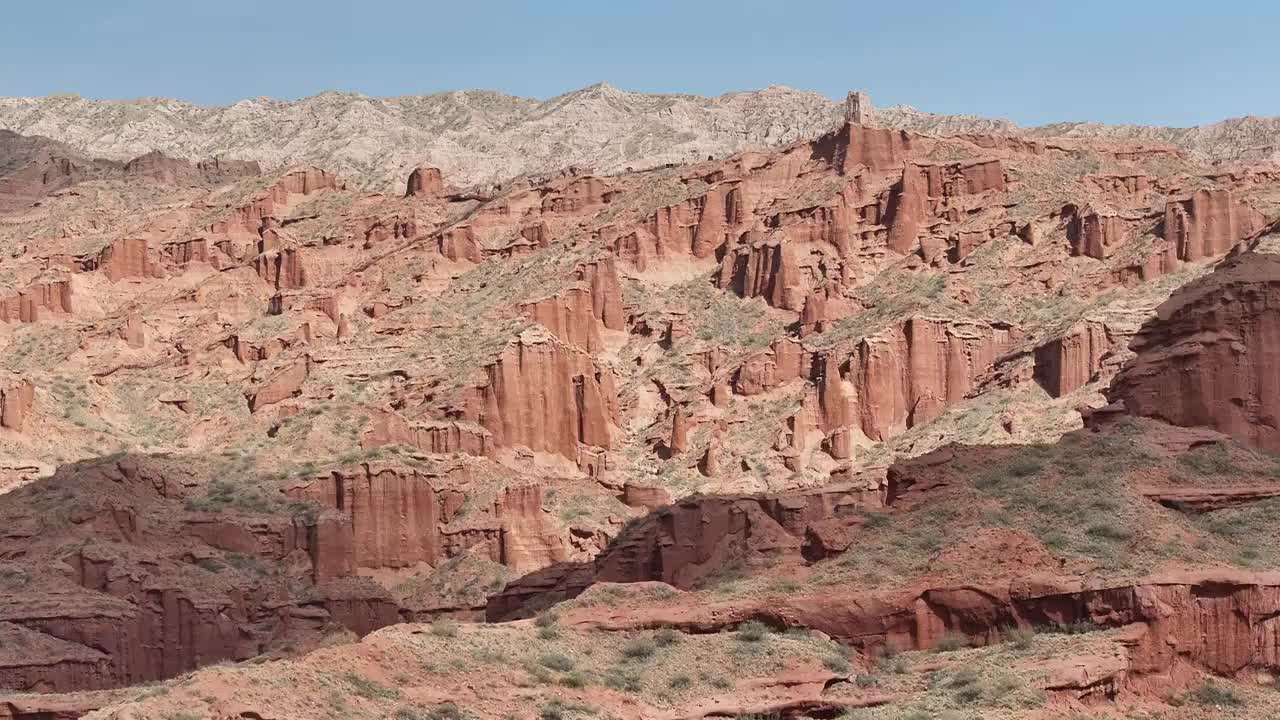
535, 610, 560, 640
1007, 626, 1035, 650
560, 670, 588, 688
430, 618, 458, 638
424, 703, 469, 720
654, 627, 681, 646
1189, 679, 1245, 707
854, 673, 878, 688
1085, 522, 1133, 542
344, 672, 400, 700
700, 671, 732, 689
603, 668, 644, 692
735, 621, 768, 643
934, 632, 970, 652
668, 673, 693, 690
539, 652, 575, 672
621, 637, 656, 660
822, 654, 852, 674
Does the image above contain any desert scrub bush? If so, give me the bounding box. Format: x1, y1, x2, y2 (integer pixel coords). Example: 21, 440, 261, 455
822, 654, 852, 674
603, 667, 644, 692
344, 672, 400, 700
424, 703, 470, 720
668, 673, 693, 690
538, 700, 593, 720
734, 621, 769, 643
539, 652, 575, 672
535, 610, 560, 640
854, 673, 878, 688
1179, 443, 1235, 475
620, 637, 656, 660
430, 618, 458, 638
700, 671, 732, 689
933, 632, 971, 652
1189, 679, 1245, 707
654, 627, 682, 646
560, 670, 588, 688
1006, 626, 1035, 650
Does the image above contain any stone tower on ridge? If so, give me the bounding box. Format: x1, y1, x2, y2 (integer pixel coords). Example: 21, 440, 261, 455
845, 91, 871, 125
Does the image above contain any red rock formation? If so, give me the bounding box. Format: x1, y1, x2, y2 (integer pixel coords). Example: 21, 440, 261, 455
1110, 252, 1280, 451
0, 381, 34, 431
717, 235, 803, 309
209, 167, 342, 238
0, 280, 73, 323
405, 166, 444, 198
1033, 320, 1111, 397
541, 176, 612, 214
836, 123, 913, 173
519, 257, 624, 351
98, 239, 159, 282
799, 291, 827, 337
460, 332, 617, 471
854, 318, 1019, 439
118, 315, 146, 349
887, 160, 1007, 256
1066, 205, 1127, 259
289, 466, 570, 580
886, 163, 929, 254
1163, 188, 1265, 262
247, 357, 310, 413
255, 247, 308, 289
436, 226, 482, 263
620, 484, 672, 510
362, 410, 492, 456
122, 150, 192, 185
668, 406, 688, 455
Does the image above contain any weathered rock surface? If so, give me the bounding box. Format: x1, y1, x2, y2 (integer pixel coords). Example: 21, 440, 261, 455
1110, 252, 1280, 451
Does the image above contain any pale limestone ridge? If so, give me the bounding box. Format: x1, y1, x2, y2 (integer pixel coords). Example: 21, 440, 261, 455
4, 85, 1279, 191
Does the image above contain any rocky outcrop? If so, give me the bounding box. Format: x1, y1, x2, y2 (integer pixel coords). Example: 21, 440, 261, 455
853, 318, 1020, 440
254, 247, 308, 289
435, 226, 482, 263
247, 356, 310, 413
122, 150, 260, 185
520, 257, 625, 353
121, 151, 187, 184
836, 123, 913, 173
886, 160, 1007, 256
1163, 188, 1265, 262
1066, 205, 1127, 259
717, 235, 803, 309
98, 239, 160, 282
1033, 320, 1112, 397
118, 315, 146, 349
404, 166, 443, 198
460, 331, 617, 472
1110, 252, 1280, 451
541, 175, 613, 214
209, 167, 342, 238
361, 410, 492, 457
0, 280, 72, 323
487, 483, 877, 619
0, 382, 34, 431
289, 467, 570, 580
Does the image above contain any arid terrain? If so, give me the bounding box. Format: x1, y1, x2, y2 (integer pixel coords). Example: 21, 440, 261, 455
2, 87, 1280, 719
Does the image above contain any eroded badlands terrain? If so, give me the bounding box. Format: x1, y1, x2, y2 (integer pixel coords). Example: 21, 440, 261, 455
2, 91, 1280, 718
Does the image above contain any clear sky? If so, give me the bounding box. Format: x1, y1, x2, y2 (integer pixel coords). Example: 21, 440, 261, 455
2, 0, 1274, 127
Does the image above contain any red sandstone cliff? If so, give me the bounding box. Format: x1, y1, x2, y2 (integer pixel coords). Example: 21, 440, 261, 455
1109, 252, 1280, 451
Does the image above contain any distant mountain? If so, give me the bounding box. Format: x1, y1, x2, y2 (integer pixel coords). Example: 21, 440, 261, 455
3, 84, 1279, 193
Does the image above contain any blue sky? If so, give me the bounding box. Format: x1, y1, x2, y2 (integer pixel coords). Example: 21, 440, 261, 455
1, 0, 1274, 127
